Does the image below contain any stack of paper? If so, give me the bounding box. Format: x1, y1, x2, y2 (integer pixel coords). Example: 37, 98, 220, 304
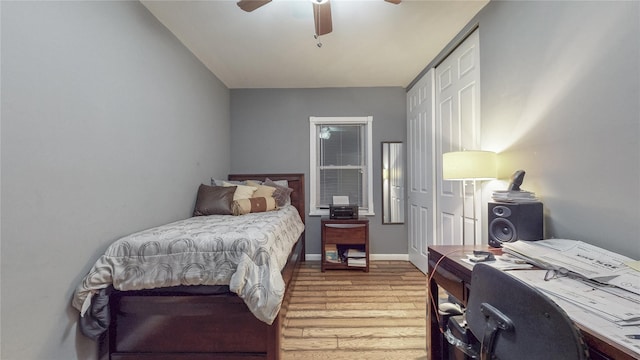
499, 240, 640, 357
346, 248, 366, 267
347, 248, 366, 258
347, 257, 367, 267
492, 190, 538, 202
508, 269, 640, 356
502, 239, 640, 295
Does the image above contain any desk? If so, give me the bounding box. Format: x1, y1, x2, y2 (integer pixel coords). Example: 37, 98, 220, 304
427, 245, 639, 360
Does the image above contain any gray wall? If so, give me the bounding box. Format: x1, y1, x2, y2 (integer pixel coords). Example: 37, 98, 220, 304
230, 88, 408, 256
476, 1, 639, 257
1, 1, 638, 359
1, 1, 230, 359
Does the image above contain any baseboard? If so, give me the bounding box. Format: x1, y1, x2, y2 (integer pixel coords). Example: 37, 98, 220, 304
371, 253, 410, 261
306, 253, 409, 261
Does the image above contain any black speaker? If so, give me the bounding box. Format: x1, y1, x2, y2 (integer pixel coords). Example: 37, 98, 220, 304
488, 202, 543, 248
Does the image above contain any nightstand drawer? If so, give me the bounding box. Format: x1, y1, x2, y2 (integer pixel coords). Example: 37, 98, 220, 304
324, 223, 366, 244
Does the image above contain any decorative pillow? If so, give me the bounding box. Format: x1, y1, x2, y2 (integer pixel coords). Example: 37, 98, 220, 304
246, 180, 277, 198
222, 181, 256, 201
232, 197, 277, 216
211, 178, 245, 186
270, 179, 288, 187
264, 178, 293, 207
193, 184, 236, 216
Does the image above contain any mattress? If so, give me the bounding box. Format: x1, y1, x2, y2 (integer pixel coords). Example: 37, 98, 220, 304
72, 205, 304, 326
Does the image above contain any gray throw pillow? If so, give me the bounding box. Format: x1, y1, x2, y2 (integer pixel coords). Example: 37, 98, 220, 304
193, 184, 236, 216
264, 178, 293, 207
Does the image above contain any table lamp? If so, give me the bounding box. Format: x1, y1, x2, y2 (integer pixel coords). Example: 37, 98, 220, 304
442, 150, 497, 244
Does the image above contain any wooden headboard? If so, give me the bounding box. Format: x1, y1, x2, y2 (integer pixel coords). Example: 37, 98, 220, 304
227, 173, 305, 224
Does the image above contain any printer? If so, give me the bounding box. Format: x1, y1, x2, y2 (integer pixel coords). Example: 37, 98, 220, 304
329, 204, 359, 219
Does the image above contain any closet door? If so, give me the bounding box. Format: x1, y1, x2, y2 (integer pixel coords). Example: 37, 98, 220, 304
435, 29, 481, 245
407, 69, 435, 273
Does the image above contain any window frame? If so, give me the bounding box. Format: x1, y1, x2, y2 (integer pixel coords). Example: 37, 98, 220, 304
309, 116, 374, 216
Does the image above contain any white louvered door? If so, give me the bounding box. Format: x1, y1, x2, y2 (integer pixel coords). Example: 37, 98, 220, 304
407, 69, 435, 273
435, 29, 481, 246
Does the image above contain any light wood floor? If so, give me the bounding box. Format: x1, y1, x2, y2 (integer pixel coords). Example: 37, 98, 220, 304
281, 260, 428, 360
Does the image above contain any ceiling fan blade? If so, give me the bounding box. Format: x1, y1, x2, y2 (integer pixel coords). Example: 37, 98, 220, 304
237, 0, 271, 12
385, 0, 401, 4
313, 1, 333, 36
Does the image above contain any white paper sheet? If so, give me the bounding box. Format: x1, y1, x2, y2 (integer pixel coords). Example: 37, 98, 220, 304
332, 195, 350, 205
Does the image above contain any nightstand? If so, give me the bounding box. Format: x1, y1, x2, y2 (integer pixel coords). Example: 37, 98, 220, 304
321, 217, 369, 272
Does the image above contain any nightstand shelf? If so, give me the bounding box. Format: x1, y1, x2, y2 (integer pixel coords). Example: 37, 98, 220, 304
321, 217, 369, 272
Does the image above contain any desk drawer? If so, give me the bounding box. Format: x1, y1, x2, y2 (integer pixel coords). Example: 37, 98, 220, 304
429, 260, 465, 302
323, 223, 366, 245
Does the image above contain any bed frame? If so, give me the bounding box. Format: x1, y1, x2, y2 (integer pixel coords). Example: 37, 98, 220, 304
98, 173, 305, 360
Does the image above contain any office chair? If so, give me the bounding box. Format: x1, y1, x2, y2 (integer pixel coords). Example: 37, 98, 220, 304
443, 263, 589, 360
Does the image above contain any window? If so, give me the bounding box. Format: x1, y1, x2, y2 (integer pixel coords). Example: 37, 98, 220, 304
309, 116, 374, 216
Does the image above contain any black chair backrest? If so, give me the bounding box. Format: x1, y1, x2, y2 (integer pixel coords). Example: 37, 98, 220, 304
466, 263, 589, 360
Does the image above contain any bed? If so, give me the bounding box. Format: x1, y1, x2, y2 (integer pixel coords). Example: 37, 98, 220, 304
73, 173, 306, 360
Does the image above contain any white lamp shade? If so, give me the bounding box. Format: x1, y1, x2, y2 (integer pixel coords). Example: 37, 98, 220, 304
442, 151, 497, 180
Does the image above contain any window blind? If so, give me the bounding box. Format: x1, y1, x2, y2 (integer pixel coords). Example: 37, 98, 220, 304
318, 124, 366, 207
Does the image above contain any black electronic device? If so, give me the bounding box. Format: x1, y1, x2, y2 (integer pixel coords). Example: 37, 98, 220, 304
507, 170, 526, 191
329, 204, 358, 219
488, 201, 543, 248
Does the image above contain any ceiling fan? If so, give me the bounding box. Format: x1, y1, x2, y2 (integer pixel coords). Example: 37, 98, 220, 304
237, 0, 401, 37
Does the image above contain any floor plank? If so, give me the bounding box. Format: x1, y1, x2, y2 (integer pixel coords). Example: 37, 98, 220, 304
282, 260, 428, 360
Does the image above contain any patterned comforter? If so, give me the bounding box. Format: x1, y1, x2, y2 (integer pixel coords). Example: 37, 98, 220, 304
72, 205, 304, 326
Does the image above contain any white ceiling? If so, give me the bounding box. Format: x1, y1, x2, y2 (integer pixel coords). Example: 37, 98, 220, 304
141, 0, 489, 89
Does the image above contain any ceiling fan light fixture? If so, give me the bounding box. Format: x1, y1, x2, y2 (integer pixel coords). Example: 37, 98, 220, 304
237, 0, 272, 12
319, 127, 331, 139
313, 0, 332, 36
239, 0, 398, 41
